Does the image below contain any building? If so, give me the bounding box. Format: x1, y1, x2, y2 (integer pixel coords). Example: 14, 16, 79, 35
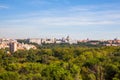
0, 43, 9, 49
28, 38, 41, 45
55, 39, 62, 44
17, 42, 36, 50
9, 42, 17, 53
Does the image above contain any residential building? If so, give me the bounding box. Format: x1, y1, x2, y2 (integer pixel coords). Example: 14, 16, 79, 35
9, 42, 17, 53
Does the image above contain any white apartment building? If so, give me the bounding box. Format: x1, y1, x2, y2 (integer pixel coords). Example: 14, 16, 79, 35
28, 38, 41, 45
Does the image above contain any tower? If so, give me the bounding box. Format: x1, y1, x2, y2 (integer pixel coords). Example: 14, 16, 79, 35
66, 35, 70, 42
9, 42, 17, 53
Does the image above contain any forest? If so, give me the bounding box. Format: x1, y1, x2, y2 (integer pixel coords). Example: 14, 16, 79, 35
0, 44, 120, 80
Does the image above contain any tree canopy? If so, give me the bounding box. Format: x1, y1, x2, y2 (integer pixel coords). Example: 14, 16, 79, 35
0, 45, 120, 80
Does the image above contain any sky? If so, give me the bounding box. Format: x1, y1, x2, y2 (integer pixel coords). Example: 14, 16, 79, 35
0, 0, 120, 40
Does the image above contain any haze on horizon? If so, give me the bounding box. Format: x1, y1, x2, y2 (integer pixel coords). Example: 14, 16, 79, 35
0, 0, 120, 40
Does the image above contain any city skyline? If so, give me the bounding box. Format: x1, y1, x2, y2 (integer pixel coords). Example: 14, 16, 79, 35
0, 0, 120, 39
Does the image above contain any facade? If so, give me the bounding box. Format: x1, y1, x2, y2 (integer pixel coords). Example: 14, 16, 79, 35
0, 43, 9, 49
42, 38, 55, 44
17, 43, 36, 50
28, 36, 77, 44
28, 38, 41, 45
9, 42, 17, 53
0, 38, 36, 53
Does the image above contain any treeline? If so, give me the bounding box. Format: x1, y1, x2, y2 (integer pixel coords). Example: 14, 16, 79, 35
0, 45, 120, 80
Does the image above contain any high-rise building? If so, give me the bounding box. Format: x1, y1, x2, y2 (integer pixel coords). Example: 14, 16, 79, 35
9, 42, 17, 53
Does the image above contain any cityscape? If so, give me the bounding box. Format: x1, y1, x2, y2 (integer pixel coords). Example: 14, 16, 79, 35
1, 36, 120, 53
0, 0, 120, 80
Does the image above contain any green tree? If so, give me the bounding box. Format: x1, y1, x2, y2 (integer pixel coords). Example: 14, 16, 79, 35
0, 72, 19, 80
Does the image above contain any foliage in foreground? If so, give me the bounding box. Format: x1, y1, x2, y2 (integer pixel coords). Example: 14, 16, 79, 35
0, 45, 120, 80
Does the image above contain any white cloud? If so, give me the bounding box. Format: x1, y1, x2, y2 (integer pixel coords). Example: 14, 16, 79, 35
0, 3, 120, 39
0, 5, 8, 9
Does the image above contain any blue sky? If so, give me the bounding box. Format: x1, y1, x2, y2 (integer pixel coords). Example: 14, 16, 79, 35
0, 0, 120, 39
